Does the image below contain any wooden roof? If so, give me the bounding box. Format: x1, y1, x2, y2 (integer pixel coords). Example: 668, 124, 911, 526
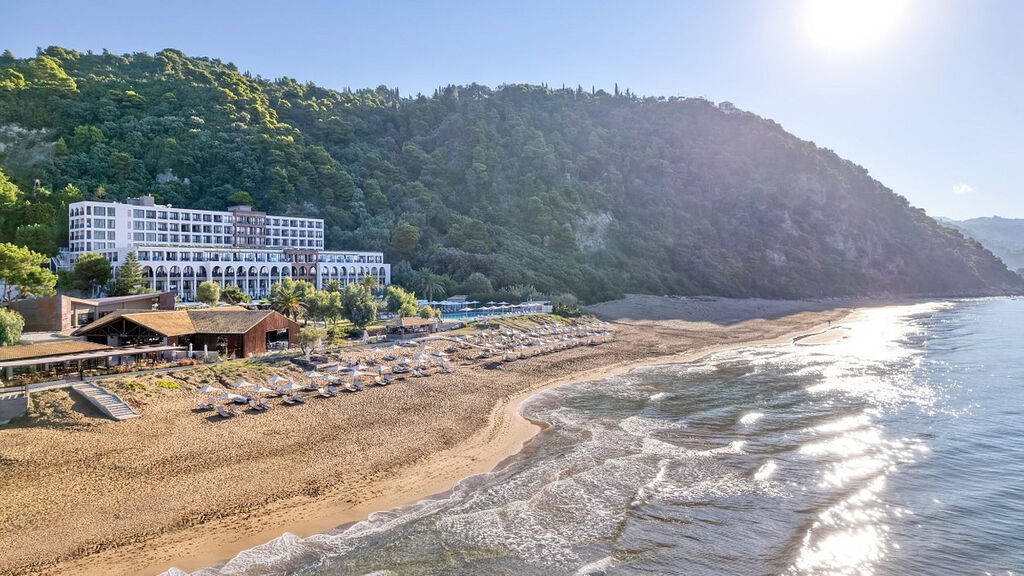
73, 309, 292, 337
0, 340, 111, 362
387, 317, 437, 328
73, 310, 196, 337
189, 310, 276, 334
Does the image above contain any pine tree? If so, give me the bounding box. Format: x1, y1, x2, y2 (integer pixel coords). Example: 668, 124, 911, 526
111, 252, 150, 295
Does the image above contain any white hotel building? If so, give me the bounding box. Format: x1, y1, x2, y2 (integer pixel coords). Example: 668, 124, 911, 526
64, 195, 389, 301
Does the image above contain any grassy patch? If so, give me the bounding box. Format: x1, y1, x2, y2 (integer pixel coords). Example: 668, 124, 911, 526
155, 380, 180, 390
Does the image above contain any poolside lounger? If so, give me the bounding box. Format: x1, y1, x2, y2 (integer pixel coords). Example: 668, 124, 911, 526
216, 405, 234, 418
282, 396, 296, 405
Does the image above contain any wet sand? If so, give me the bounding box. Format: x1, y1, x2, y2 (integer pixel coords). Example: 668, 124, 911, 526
0, 297, 872, 576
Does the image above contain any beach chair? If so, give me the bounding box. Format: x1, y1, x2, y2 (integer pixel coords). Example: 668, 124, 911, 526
292, 394, 306, 404
248, 399, 262, 411
327, 385, 342, 395
215, 405, 234, 418
316, 387, 333, 398
197, 399, 214, 410
257, 398, 273, 410
281, 395, 296, 405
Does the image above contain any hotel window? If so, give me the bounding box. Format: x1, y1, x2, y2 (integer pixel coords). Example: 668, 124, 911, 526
134, 209, 144, 218
134, 221, 144, 230
203, 214, 212, 222
139, 251, 150, 259
170, 234, 180, 242
107, 219, 114, 228
86, 206, 92, 215
133, 233, 144, 241
146, 233, 156, 241
109, 208, 115, 217
109, 232, 115, 241
181, 213, 190, 221
158, 234, 168, 242
146, 210, 156, 219
170, 212, 179, 220
146, 222, 157, 231
158, 211, 167, 219
214, 215, 222, 223
95, 206, 105, 216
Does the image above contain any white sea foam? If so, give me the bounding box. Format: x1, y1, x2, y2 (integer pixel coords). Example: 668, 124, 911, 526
740, 411, 765, 426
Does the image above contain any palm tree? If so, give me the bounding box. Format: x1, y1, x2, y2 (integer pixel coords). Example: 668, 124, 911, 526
269, 278, 303, 320
417, 271, 446, 302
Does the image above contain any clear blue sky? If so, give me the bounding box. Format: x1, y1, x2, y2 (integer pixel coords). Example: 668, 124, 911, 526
2, 0, 1021, 219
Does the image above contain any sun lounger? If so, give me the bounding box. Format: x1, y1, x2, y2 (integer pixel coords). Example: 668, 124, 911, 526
316, 387, 334, 398
292, 394, 306, 404
282, 395, 296, 405
258, 399, 272, 410
216, 405, 235, 418
197, 399, 214, 410
327, 385, 342, 395
248, 399, 263, 411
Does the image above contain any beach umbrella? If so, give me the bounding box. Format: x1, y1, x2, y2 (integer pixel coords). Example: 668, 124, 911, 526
278, 381, 304, 392
232, 380, 253, 389
343, 368, 372, 377
197, 385, 221, 393
251, 385, 275, 394
268, 375, 288, 385
433, 350, 448, 357
304, 370, 321, 379
216, 392, 246, 402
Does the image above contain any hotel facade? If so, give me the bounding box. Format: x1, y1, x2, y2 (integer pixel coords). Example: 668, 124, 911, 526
63, 196, 390, 301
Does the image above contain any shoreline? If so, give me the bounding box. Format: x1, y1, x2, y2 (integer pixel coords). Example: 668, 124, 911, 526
4, 301, 869, 576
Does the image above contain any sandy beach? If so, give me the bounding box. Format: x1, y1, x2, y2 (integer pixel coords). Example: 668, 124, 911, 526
0, 296, 870, 576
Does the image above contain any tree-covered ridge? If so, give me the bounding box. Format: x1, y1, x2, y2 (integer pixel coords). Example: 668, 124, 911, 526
0, 46, 1020, 301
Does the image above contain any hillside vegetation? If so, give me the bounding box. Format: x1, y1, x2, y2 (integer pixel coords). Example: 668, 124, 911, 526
940, 217, 1024, 273
1, 47, 1020, 301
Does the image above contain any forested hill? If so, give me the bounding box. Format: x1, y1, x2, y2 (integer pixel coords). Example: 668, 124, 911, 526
1, 47, 1020, 301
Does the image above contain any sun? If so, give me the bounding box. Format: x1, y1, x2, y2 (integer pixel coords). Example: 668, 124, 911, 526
802, 0, 911, 54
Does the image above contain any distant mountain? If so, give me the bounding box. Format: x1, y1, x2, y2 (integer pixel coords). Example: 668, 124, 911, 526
0, 47, 1021, 300
939, 217, 1024, 273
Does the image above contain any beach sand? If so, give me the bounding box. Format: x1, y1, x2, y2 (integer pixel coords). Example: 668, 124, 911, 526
0, 296, 876, 576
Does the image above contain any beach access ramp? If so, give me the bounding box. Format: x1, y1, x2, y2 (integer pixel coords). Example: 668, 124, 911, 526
71, 382, 140, 421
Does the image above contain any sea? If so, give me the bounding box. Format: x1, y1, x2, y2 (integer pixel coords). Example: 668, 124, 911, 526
169, 297, 1024, 576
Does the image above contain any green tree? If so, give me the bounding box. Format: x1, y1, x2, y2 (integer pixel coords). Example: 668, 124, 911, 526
110, 251, 150, 296
414, 270, 447, 301
196, 280, 221, 306
298, 325, 327, 359
227, 190, 253, 206
220, 283, 250, 304
390, 222, 421, 260
385, 285, 419, 317
0, 242, 57, 303
0, 308, 24, 346
303, 289, 338, 325
15, 223, 55, 255
72, 252, 111, 296
418, 305, 438, 319
460, 272, 493, 298
0, 168, 18, 209
269, 277, 303, 320
341, 282, 377, 329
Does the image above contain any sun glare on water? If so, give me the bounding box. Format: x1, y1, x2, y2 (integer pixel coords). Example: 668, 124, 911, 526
803, 0, 911, 54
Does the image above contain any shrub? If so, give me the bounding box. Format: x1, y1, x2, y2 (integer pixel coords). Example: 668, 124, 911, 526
155, 380, 179, 389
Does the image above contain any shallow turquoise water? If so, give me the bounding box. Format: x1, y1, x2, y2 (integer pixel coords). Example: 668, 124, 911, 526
172, 298, 1024, 575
